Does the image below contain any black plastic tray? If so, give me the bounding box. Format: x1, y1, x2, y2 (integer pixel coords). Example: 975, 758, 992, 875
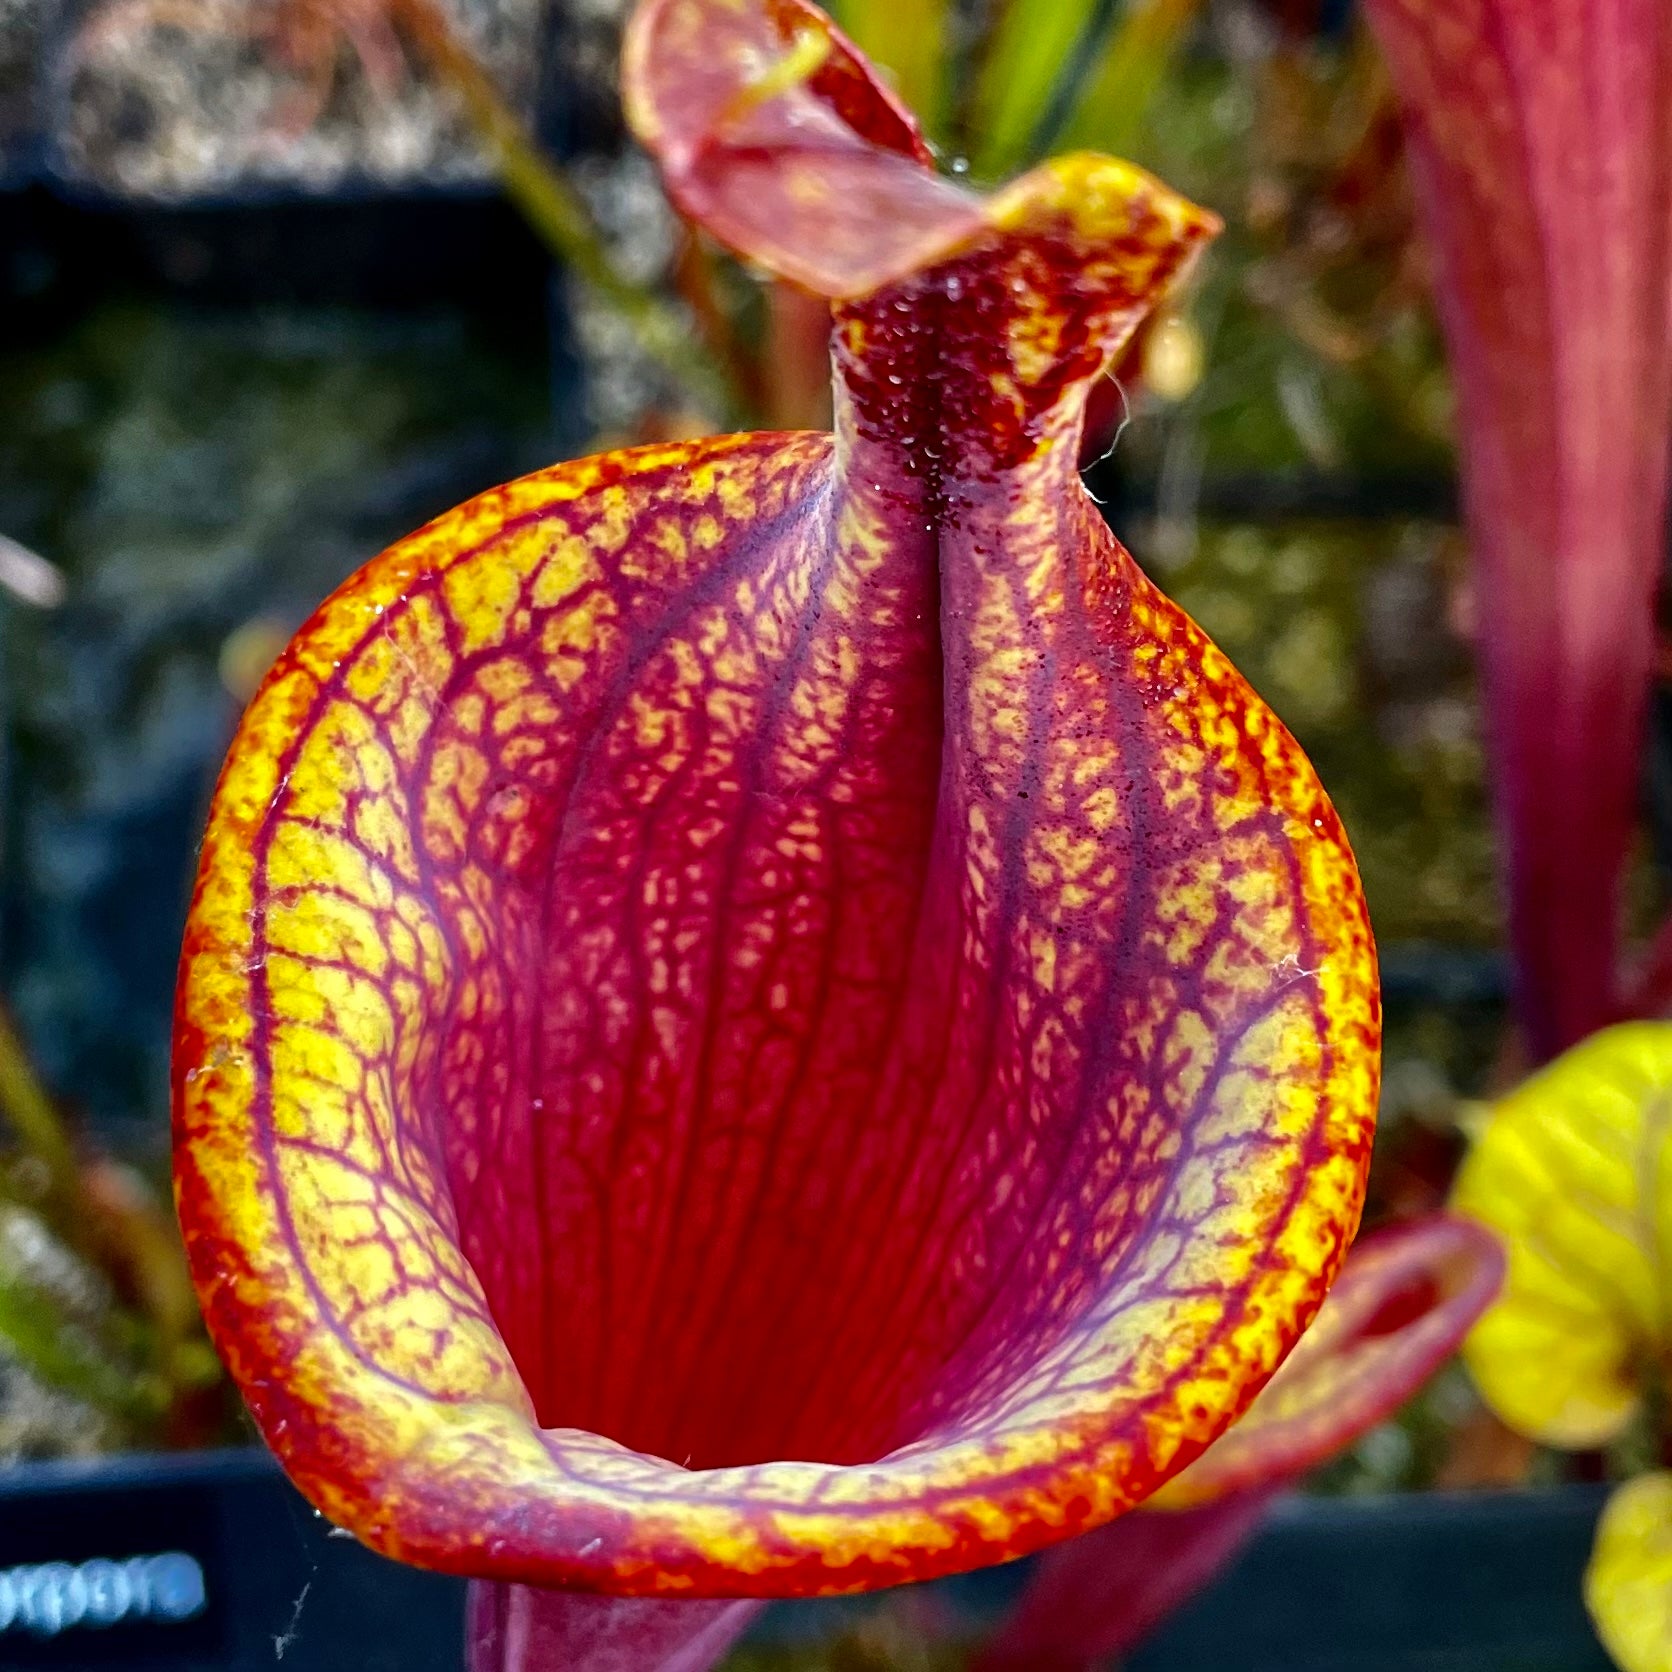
0, 1448, 1616, 1671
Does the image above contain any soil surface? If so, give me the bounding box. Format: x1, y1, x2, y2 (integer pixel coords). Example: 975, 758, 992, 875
55, 0, 544, 197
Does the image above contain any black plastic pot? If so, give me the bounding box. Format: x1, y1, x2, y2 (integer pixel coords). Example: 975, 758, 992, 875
0, 1448, 1616, 1670
1129, 1488, 1613, 1672
0, 1448, 459, 1670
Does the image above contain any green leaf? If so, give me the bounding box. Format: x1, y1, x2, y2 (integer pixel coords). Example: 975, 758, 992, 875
828, 0, 951, 133
967, 0, 1110, 178
1059, 0, 1205, 159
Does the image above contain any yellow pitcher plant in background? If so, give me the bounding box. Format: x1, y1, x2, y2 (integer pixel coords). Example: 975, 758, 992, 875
1456, 1023, 1672, 1672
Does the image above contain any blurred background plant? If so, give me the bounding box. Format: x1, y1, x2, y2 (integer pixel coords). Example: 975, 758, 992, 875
1450, 1023, 1672, 1672
0, 996, 221, 1455
1363, 0, 1672, 1066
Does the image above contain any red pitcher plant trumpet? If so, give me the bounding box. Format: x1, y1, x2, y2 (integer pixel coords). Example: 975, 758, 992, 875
171, 0, 1381, 1665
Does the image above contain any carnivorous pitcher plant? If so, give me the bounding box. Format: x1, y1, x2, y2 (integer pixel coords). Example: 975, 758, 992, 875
171, 0, 1381, 1664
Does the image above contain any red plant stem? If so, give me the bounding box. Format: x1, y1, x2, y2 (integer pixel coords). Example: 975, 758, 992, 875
1473, 497, 1663, 1055
672, 234, 769, 418
1363, 0, 1672, 1059
973, 1488, 1281, 1671
465, 1582, 763, 1672
763, 282, 835, 430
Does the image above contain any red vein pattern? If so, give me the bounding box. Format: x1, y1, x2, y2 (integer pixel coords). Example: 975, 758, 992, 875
1148, 1212, 1504, 1507
173, 0, 1379, 1606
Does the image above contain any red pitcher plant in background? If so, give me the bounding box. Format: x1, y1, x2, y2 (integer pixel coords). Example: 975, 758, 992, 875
170, 0, 1380, 1667
1362, 0, 1672, 1060
980, 1212, 1503, 1671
